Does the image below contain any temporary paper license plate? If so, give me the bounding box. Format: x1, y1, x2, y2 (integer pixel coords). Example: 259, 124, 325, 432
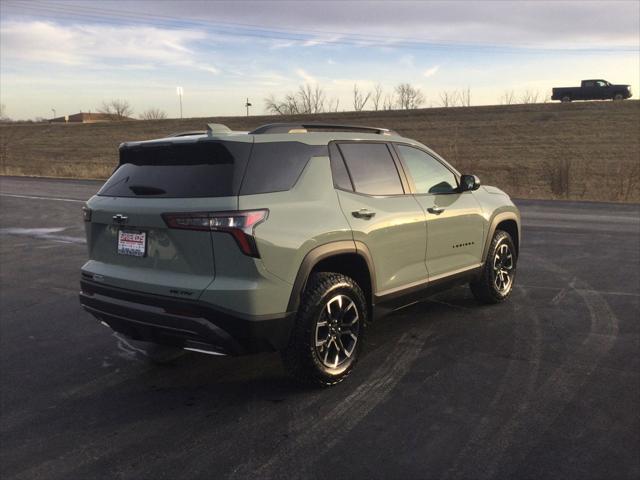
117, 230, 146, 257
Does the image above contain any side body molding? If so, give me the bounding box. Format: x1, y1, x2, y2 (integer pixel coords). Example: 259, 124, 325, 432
286, 240, 377, 313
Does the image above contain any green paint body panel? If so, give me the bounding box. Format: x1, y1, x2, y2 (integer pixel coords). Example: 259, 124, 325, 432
336, 190, 427, 292
413, 191, 485, 278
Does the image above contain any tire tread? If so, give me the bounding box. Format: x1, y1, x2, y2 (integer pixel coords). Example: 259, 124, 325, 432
281, 272, 366, 387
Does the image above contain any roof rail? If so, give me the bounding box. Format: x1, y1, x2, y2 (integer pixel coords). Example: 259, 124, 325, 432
249, 123, 396, 135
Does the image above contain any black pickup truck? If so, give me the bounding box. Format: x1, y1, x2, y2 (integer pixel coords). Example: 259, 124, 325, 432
552, 79, 632, 102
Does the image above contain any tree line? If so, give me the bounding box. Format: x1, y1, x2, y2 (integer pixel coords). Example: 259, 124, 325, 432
264, 83, 551, 115
96, 100, 167, 120
0, 86, 556, 123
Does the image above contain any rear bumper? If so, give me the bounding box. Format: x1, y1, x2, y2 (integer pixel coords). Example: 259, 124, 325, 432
79, 279, 295, 355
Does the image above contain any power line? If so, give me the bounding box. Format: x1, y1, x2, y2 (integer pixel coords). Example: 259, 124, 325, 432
6, 0, 637, 55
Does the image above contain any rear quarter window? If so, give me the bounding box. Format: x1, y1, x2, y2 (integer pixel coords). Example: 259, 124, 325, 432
240, 142, 328, 195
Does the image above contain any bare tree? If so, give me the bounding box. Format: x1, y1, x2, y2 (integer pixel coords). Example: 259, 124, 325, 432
383, 93, 396, 110
98, 99, 133, 119
264, 94, 289, 115
327, 97, 340, 112
372, 84, 384, 111
352, 84, 371, 111
298, 84, 326, 114
459, 87, 472, 107
139, 108, 167, 120
439, 91, 458, 107
395, 83, 425, 109
520, 89, 540, 104
264, 84, 327, 115
500, 90, 516, 105
0, 104, 10, 122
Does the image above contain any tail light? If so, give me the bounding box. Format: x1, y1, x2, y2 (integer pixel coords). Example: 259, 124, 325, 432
82, 206, 92, 222
162, 210, 268, 258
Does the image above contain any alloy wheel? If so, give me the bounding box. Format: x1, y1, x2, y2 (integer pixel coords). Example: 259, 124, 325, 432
315, 294, 360, 369
493, 242, 514, 293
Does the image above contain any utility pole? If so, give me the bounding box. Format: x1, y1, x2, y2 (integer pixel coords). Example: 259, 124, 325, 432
176, 86, 184, 119
51, 108, 56, 119
245, 98, 252, 116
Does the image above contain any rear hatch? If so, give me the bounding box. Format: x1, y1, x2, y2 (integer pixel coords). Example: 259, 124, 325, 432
82, 136, 253, 298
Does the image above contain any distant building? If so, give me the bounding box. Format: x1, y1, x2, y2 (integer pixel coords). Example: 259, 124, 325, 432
50, 112, 133, 123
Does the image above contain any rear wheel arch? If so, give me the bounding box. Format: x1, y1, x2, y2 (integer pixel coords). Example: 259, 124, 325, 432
287, 241, 375, 315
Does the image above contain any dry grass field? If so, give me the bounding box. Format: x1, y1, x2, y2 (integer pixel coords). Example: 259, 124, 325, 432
1, 101, 638, 202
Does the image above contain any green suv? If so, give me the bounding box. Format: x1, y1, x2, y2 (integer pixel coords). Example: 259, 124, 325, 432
79, 123, 520, 386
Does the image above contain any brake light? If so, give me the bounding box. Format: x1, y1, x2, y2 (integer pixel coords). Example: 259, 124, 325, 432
162, 210, 268, 257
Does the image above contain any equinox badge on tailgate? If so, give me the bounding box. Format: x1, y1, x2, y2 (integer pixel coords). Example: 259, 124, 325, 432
112, 214, 129, 225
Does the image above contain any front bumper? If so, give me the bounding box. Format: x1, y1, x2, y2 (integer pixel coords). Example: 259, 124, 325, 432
79, 279, 295, 355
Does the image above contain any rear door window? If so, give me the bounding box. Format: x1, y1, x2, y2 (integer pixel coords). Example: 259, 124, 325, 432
240, 142, 328, 195
98, 140, 252, 198
338, 143, 404, 195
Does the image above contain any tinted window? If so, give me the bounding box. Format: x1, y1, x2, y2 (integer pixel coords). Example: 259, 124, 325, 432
98, 140, 251, 198
241, 142, 327, 195
338, 143, 403, 195
584, 81, 595, 87
396, 145, 457, 194
329, 143, 353, 191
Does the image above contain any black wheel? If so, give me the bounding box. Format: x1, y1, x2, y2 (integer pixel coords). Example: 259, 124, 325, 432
132, 340, 186, 364
561, 95, 571, 103
613, 93, 624, 101
470, 230, 517, 304
281, 272, 367, 387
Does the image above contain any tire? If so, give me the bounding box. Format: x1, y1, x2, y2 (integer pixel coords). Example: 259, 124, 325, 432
561, 96, 571, 103
132, 340, 186, 365
281, 272, 367, 387
613, 93, 624, 101
470, 230, 517, 304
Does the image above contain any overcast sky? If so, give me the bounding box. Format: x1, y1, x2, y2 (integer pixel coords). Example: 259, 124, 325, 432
1, 0, 639, 119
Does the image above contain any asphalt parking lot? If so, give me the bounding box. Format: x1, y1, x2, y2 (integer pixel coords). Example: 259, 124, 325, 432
1, 176, 639, 480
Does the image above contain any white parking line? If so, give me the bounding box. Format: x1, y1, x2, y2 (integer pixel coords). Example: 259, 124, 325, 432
0, 193, 85, 203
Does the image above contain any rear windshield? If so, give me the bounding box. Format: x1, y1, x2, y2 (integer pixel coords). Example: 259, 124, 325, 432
98, 139, 327, 198
98, 140, 252, 198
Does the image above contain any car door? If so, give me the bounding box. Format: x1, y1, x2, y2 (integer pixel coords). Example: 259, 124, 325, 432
331, 142, 428, 294
595, 80, 609, 99
582, 80, 596, 100
393, 144, 484, 279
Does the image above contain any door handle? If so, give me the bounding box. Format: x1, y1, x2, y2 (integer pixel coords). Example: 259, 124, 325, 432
427, 206, 445, 215
352, 209, 376, 219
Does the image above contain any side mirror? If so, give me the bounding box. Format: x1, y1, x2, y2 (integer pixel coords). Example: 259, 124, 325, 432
460, 174, 481, 192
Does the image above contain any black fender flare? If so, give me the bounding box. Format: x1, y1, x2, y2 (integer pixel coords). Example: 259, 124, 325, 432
286, 240, 376, 313
482, 212, 521, 264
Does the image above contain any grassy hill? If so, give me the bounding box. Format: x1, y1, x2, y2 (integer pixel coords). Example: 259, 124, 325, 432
1, 101, 638, 202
